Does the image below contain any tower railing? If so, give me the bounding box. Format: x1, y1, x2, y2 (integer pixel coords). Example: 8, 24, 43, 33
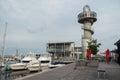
78, 11, 97, 20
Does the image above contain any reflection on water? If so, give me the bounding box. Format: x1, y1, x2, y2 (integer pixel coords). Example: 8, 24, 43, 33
0, 70, 29, 80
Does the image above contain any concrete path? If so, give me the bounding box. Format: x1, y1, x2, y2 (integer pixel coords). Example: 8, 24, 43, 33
16, 62, 97, 80
15, 61, 120, 80
98, 62, 120, 80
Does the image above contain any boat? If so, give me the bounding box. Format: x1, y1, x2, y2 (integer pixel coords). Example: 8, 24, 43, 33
27, 60, 41, 72
10, 53, 37, 70
12, 49, 21, 61
21, 52, 37, 63
38, 54, 52, 67
48, 62, 65, 68
10, 63, 27, 70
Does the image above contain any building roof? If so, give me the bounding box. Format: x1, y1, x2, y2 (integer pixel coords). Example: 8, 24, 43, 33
114, 39, 120, 45
47, 42, 74, 44
74, 45, 82, 47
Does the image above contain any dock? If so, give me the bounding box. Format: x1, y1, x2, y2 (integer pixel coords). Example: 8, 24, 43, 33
15, 61, 120, 80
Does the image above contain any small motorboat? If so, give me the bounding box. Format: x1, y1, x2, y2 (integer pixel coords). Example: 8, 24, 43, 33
27, 60, 41, 72
48, 62, 65, 68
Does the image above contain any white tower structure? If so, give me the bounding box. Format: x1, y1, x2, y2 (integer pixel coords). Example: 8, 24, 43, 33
78, 5, 97, 58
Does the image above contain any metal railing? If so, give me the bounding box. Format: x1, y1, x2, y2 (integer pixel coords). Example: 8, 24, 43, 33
78, 11, 97, 20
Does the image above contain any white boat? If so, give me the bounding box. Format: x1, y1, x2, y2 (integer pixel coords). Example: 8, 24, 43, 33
48, 62, 65, 68
10, 63, 27, 70
22, 53, 37, 63
38, 54, 52, 67
10, 53, 37, 70
27, 60, 41, 72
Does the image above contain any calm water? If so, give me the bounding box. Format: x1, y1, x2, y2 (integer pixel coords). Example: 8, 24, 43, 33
0, 70, 29, 80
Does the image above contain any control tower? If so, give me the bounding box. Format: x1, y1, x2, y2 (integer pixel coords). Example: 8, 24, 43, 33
78, 5, 97, 58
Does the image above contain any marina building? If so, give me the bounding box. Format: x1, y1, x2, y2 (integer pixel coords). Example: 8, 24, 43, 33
47, 42, 82, 60
114, 39, 120, 64
47, 42, 75, 59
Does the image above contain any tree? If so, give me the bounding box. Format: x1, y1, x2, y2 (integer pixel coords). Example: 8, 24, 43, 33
88, 39, 101, 55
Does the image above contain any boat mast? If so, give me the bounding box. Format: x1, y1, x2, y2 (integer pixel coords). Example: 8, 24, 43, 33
1, 22, 7, 65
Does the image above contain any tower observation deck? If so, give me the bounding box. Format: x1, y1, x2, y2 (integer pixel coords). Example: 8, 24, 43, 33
78, 5, 97, 24
77, 5, 97, 58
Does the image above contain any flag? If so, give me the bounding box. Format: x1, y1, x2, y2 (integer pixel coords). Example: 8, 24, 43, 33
86, 49, 92, 59
105, 49, 110, 55
100, 51, 106, 54
101, 49, 110, 55
105, 49, 111, 61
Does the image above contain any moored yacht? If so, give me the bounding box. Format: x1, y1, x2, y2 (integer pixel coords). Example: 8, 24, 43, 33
38, 54, 52, 67
27, 60, 41, 72
10, 52, 37, 70
10, 63, 27, 70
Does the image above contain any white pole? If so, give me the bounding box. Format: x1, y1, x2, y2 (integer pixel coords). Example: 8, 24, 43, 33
1, 22, 7, 66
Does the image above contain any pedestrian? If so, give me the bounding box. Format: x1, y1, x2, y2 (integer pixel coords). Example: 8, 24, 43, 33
74, 59, 79, 69
105, 55, 110, 63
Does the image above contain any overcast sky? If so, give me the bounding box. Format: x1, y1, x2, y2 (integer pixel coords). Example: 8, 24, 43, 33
0, 0, 120, 55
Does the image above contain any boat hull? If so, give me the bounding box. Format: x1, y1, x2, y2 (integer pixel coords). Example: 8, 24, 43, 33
27, 65, 41, 71
10, 63, 27, 70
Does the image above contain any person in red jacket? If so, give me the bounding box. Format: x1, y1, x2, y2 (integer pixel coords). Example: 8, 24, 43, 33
106, 55, 110, 63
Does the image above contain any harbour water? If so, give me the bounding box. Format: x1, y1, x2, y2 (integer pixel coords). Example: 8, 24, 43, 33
0, 70, 29, 80
0, 64, 56, 80
0, 54, 67, 80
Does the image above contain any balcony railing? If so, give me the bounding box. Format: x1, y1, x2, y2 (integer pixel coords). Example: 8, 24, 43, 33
47, 49, 71, 52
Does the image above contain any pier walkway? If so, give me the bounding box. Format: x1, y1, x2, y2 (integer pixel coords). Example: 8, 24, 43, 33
16, 61, 120, 80
98, 62, 120, 80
